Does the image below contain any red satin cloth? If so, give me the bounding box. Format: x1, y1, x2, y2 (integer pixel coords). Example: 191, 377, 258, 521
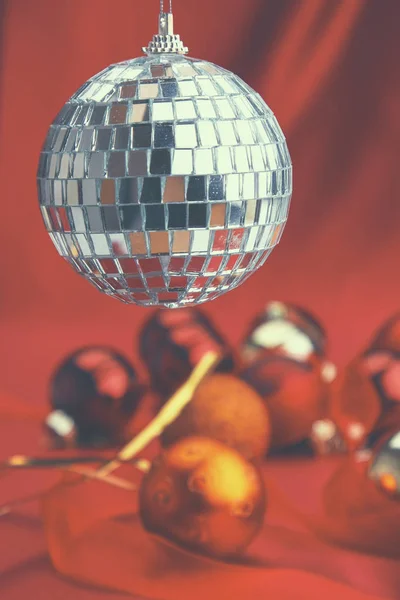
1, 1, 400, 598
0, 405, 399, 600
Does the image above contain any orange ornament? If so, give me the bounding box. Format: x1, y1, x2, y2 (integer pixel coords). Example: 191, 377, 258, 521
161, 374, 270, 460
139, 436, 266, 559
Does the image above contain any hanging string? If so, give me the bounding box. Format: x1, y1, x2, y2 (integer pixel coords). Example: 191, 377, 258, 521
159, 0, 173, 17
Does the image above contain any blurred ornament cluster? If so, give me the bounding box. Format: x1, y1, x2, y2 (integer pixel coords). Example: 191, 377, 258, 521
42, 303, 400, 482
2, 303, 400, 564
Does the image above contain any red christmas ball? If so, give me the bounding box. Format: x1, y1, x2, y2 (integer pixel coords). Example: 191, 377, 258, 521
368, 430, 400, 498
239, 303, 334, 450
361, 313, 400, 446
139, 307, 236, 401
319, 448, 400, 558
331, 314, 400, 453
328, 358, 381, 452
241, 354, 330, 449
46, 346, 145, 448
368, 312, 400, 355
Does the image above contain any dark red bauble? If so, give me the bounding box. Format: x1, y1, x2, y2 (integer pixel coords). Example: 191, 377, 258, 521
139, 308, 236, 401
328, 358, 381, 452
139, 437, 266, 559
239, 302, 335, 451
367, 312, 400, 355
358, 313, 400, 447
46, 346, 146, 448
319, 450, 400, 558
240, 353, 331, 449
368, 430, 400, 498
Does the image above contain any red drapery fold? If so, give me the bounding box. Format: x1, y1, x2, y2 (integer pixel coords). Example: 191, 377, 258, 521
1, 1, 399, 386
1, 3, 400, 596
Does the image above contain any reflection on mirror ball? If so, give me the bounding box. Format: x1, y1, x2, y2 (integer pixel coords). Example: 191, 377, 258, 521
37, 54, 292, 307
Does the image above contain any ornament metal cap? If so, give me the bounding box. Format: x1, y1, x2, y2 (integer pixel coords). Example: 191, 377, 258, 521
143, 0, 188, 55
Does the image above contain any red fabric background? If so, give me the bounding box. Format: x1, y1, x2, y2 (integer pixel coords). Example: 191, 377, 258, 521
1, 0, 400, 405
0, 1, 400, 599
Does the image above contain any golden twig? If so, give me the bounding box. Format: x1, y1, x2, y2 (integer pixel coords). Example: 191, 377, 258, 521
97, 351, 220, 477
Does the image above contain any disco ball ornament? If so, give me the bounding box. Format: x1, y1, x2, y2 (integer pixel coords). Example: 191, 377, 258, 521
37, 3, 292, 307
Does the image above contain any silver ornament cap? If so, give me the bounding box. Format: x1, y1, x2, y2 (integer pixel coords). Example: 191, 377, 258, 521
37, 1, 292, 308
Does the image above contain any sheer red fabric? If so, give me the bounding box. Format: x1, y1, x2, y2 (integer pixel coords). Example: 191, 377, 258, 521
40, 460, 400, 600
1, 0, 400, 375
1, 1, 400, 598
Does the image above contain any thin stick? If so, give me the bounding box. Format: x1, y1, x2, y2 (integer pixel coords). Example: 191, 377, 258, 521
3, 455, 152, 470
97, 351, 220, 477
0, 491, 44, 517
67, 467, 137, 490
2, 455, 112, 469
71, 458, 150, 486
0, 466, 138, 518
